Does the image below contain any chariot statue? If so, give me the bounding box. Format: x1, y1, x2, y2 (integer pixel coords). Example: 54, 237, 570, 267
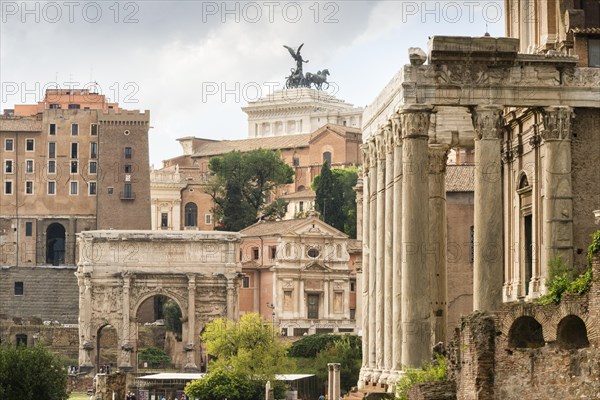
283, 43, 330, 90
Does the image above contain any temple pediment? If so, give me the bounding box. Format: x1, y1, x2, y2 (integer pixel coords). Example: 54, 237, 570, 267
303, 261, 331, 272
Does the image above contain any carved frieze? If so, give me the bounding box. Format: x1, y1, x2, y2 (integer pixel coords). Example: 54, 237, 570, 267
470, 105, 504, 140
562, 67, 600, 87
541, 106, 573, 141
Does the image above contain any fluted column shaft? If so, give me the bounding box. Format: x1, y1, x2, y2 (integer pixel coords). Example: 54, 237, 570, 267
368, 139, 377, 371
374, 131, 386, 376
400, 105, 433, 368
391, 116, 403, 374
541, 106, 574, 269
472, 105, 504, 312
383, 125, 394, 378
428, 144, 449, 344
360, 149, 371, 374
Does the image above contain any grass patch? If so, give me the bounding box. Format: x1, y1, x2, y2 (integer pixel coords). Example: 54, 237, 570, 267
69, 393, 90, 400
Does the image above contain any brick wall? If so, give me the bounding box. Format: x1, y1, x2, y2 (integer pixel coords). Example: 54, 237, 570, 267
0, 266, 78, 323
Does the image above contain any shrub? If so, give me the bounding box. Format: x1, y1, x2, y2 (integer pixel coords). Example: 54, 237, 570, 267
588, 230, 600, 266
288, 334, 361, 358
537, 255, 593, 305
394, 356, 448, 400
138, 347, 170, 368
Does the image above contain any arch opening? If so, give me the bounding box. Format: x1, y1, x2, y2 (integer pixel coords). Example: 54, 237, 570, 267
557, 315, 589, 349
508, 316, 545, 348
96, 324, 118, 373
46, 223, 65, 265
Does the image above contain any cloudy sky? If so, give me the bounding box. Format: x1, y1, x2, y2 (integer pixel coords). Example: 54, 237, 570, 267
1, 1, 505, 166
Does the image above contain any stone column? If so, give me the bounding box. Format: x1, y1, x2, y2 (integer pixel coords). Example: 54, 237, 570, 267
391, 115, 403, 377
185, 274, 198, 371
541, 106, 574, 270
119, 273, 133, 371
383, 122, 394, 380
400, 105, 433, 368
328, 363, 341, 400
323, 279, 330, 319
428, 144, 449, 344
368, 138, 377, 373
359, 146, 371, 385
471, 105, 504, 312
374, 130, 386, 379
226, 278, 236, 320
79, 272, 94, 373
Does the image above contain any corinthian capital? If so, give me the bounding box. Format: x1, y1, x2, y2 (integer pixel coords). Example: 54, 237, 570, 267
361, 144, 371, 173
383, 122, 394, 154
428, 144, 449, 174
391, 115, 403, 146
375, 129, 387, 160
399, 104, 433, 139
541, 106, 573, 141
470, 105, 504, 140
367, 137, 377, 168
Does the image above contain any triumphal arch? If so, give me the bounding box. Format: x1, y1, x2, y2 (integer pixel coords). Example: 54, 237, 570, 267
75, 230, 241, 374
357, 36, 599, 388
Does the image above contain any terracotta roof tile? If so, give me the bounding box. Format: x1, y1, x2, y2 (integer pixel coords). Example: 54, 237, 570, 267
191, 134, 311, 158
446, 165, 474, 192
280, 189, 316, 200
240, 219, 310, 237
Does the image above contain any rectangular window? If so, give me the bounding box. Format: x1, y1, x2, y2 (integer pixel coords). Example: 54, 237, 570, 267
270, 246, 277, 260
350, 280, 356, 292
589, 38, 600, 68
71, 124, 78, 136
89, 161, 97, 175
14, 282, 24, 296
47, 181, 56, 195
25, 139, 34, 151
283, 290, 293, 311
5, 138, 14, 151
48, 142, 56, 159
4, 160, 13, 174
122, 183, 133, 199
90, 124, 98, 136
124, 147, 132, 159
350, 309, 356, 319
49, 123, 56, 135
71, 143, 78, 158
90, 142, 97, 159
161, 213, 169, 228
25, 181, 33, 195
252, 247, 259, 260
124, 164, 132, 173
205, 214, 212, 225
88, 181, 97, 196
299, 201, 304, 212
70, 161, 78, 174
4, 181, 13, 195
70, 181, 78, 195
25, 222, 33, 237
25, 160, 34, 174
48, 161, 56, 174
49, 103, 60, 109
68, 104, 80, 109
242, 276, 250, 288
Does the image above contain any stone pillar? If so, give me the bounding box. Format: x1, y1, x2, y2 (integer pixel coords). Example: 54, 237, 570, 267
541, 106, 574, 269
328, 363, 341, 400
428, 144, 449, 344
323, 279, 330, 319
383, 123, 394, 380
119, 273, 133, 371
226, 278, 236, 320
367, 138, 377, 373
471, 105, 504, 312
359, 146, 371, 385
400, 105, 433, 368
79, 272, 94, 373
374, 130, 386, 379
391, 115, 403, 376
185, 274, 198, 371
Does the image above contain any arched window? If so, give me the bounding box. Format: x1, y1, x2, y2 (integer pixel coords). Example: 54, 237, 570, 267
508, 316, 545, 348
323, 151, 332, 165
184, 203, 198, 227
517, 172, 533, 296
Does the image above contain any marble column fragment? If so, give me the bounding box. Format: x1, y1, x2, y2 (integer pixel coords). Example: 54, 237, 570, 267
541, 106, 574, 269
374, 130, 386, 379
428, 144, 449, 344
400, 105, 433, 368
185, 274, 198, 371
471, 105, 504, 312
383, 123, 394, 380
391, 115, 403, 376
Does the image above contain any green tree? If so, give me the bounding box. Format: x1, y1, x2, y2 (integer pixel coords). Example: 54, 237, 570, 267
312, 164, 358, 238
162, 300, 182, 340
262, 198, 289, 221
0, 344, 68, 400
138, 347, 171, 368
185, 313, 292, 400
313, 336, 362, 394
206, 150, 294, 231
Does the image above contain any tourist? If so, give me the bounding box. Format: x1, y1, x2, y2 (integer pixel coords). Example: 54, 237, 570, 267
318, 395, 325, 400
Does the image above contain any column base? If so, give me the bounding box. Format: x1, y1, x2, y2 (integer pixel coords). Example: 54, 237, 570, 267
378, 370, 390, 385
371, 369, 382, 384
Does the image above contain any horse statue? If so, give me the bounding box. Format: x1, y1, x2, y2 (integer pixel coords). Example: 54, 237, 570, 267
305, 69, 330, 90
